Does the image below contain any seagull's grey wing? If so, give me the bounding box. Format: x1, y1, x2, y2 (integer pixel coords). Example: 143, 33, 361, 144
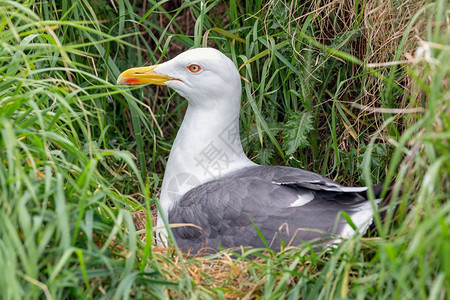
169, 177, 266, 253
264, 166, 368, 193
169, 166, 377, 254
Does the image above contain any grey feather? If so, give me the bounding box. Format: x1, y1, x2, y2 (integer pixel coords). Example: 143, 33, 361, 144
169, 165, 378, 254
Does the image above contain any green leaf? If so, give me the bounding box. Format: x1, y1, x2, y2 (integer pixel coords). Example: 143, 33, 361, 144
282, 111, 314, 155
257, 148, 275, 165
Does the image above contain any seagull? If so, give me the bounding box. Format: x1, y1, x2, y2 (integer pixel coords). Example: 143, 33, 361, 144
117, 48, 383, 254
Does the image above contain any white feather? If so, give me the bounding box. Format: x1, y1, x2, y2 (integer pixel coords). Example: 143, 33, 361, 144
289, 191, 315, 207
340, 199, 381, 238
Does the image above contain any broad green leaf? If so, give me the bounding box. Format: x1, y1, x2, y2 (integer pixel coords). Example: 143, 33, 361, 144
282, 111, 314, 155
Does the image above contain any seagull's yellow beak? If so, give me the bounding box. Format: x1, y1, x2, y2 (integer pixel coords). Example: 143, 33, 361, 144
117, 65, 174, 85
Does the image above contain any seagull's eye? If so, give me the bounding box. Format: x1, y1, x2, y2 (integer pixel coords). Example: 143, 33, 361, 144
187, 64, 201, 73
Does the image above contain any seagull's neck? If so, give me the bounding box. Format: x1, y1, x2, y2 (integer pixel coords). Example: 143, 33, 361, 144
158, 98, 254, 221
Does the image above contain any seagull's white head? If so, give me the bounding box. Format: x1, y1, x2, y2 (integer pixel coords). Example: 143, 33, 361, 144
117, 48, 241, 108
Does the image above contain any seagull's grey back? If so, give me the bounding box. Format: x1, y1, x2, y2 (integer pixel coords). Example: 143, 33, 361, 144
169, 165, 377, 254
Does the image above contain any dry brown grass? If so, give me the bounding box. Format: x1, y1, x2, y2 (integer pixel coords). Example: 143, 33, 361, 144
284, 0, 427, 123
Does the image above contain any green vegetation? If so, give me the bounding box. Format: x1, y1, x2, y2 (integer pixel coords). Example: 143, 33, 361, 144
0, 0, 448, 298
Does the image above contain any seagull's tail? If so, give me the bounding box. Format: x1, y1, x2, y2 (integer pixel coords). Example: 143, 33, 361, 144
365, 181, 397, 233
341, 181, 395, 238
359, 181, 394, 200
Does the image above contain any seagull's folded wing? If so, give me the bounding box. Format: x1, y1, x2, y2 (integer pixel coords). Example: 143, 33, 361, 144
169, 165, 377, 254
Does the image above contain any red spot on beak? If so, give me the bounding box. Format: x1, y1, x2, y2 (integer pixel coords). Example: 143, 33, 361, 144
123, 78, 141, 85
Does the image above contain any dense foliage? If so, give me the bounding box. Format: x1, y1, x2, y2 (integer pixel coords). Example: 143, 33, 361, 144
0, 0, 448, 298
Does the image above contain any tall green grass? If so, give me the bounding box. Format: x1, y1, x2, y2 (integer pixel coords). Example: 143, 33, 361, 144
0, 0, 448, 299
